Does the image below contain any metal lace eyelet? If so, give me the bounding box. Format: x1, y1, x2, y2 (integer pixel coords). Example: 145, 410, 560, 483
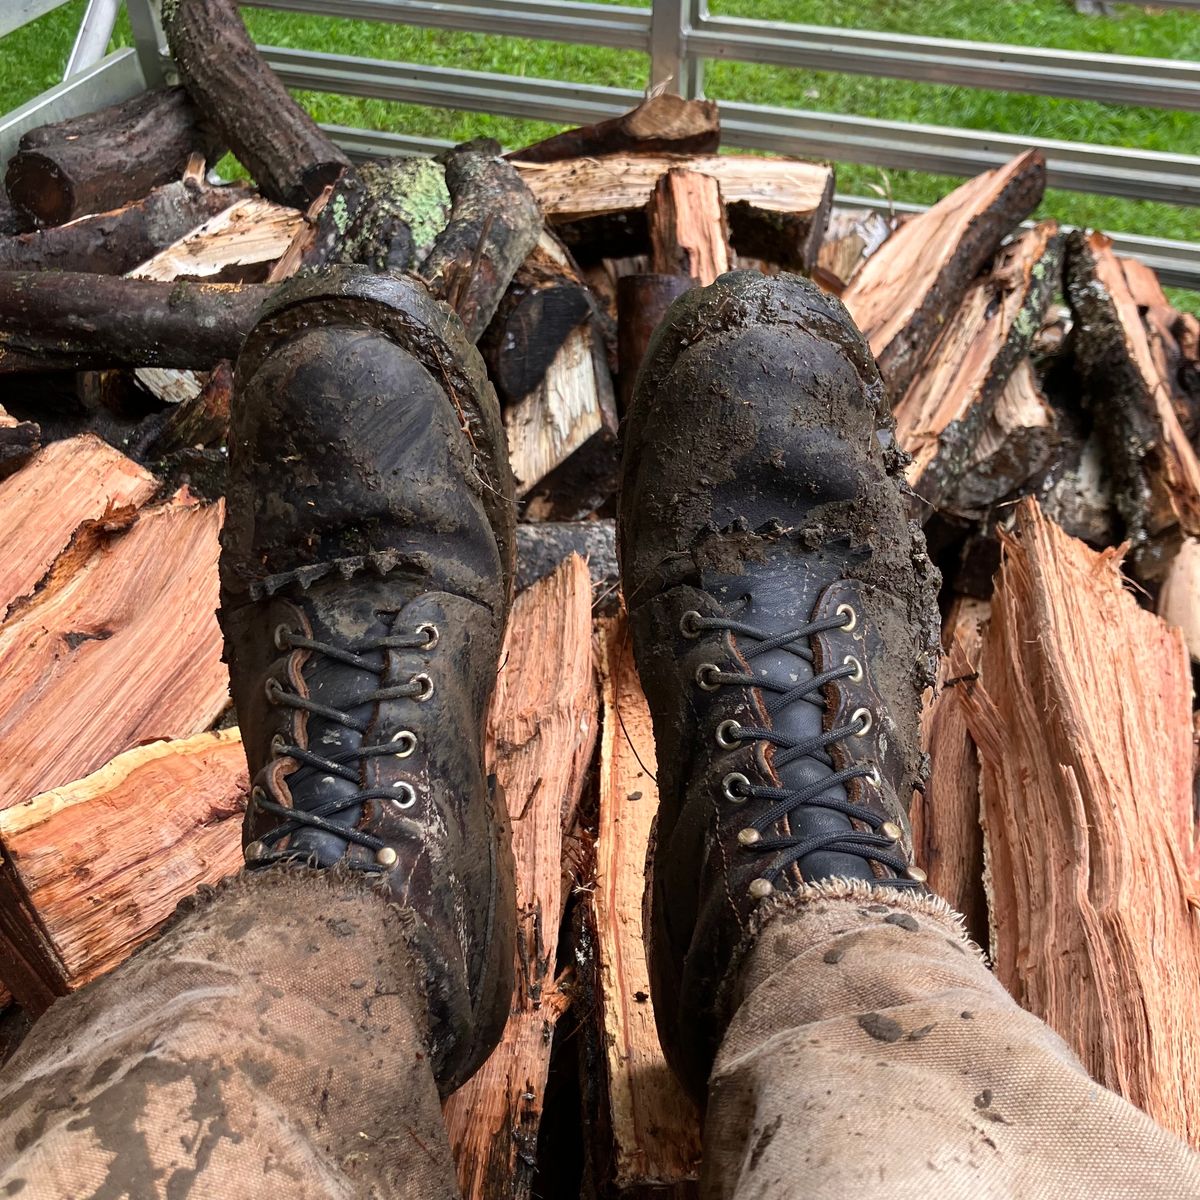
715, 720, 742, 750
844, 654, 863, 683
392, 780, 417, 810
391, 729, 417, 758
250, 785, 266, 805
880, 821, 903, 842
835, 603, 858, 632
737, 827, 761, 846
851, 707, 873, 737
411, 673, 435, 702
244, 840, 268, 863
722, 772, 751, 802
270, 733, 289, 757
376, 846, 399, 868
905, 865, 928, 884
749, 878, 775, 899
695, 663, 722, 691
680, 610, 704, 639
273, 624, 293, 651
417, 623, 439, 650
264, 676, 283, 704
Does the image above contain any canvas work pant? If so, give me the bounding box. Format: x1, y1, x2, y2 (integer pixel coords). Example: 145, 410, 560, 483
1, 868, 1198, 1199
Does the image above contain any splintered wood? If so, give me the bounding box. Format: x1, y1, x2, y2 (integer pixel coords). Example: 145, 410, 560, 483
444, 555, 598, 1200
594, 618, 702, 1192
648, 168, 731, 286
0, 729, 247, 1011
956, 499, 1200, 1145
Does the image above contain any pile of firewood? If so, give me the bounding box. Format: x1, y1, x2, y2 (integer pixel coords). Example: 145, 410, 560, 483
0, 0, 1198, 1191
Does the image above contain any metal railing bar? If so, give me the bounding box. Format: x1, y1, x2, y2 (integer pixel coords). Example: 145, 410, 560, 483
64, 0, 121, 79
243, 0, 651, 49
1, 0, 76, 40
688, 16, 1200, 111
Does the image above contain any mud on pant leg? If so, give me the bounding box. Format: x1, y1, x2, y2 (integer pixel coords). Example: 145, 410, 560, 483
0, 868, 461, 1200
701, 881, 1200, 1200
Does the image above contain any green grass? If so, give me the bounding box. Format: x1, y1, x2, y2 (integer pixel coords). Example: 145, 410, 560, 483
1, 0, 1197, 303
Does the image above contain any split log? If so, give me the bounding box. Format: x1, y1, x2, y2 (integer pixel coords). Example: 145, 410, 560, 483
0, 273, 271, 374
945, 360, 1060, 517
0, 489, 228, 811
589, 616, 702, 1193
515, 519, 618, 606
506, 321, 618, 507
616, 273, 690, 412
0, 730, 246, 1012
0, 403, 40, 482
421, 141, 543, 341
1158, 537, 1200, 664
892, 221, 1061, 508
1065, 230, 1200, 541
163, 0, 351, 207
816, 207, 895, 292
480, 231, 594, 406
510, 95, 720, 164
648, 167, 731, 286
909, 596, 989, 947
444, 555, 598, 1200
843, 150, 1046, 398
518, 153, 833, 269
1038, 428, 1117, 547
0, 435, 157, 621
131, 360, 234, 461
956, 498, 1200, 1146
0, 178, 246, 275
5, 87, 219, 227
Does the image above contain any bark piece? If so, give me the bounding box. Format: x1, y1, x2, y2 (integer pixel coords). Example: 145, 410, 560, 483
893, 222, 1061, 508
1066, 230, 1200, 540
616, 273, 691, 413
0, 403, 40, 482
443, 555, 598, 1200
843, 151, 1046, 398
480, 231, 594, 406
162, 0, 350, 208
518, 153, 833, 268
0, 730, 246, 1012
0, 435, 157, 621
816, 207, 895, 292
956, 498, 1200, 1146
1158, 537, 1200, 664
0, 179, 246, 275
0, 490, 228, 811
0, 273, 270, 374
421, 142, 543, 341
515, 519, 617, 606
1038, 429, 1117, 547
946, 360, 1060, 517
5, 87, 218, 228
132, 361, 234, 461
648, 167, 731, 286
590, 616, 703, 1192
909, 596, 989, 947
510, 95, 720, 164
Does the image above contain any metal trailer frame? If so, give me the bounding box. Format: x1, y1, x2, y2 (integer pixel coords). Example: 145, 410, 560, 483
1, 0, 1198, 285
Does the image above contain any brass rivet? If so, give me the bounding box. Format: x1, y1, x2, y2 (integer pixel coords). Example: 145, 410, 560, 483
412, 673, 435, 702
748, 878, 775, 899
376, 847, 398, 868
393, 781, 417, 810
391, 729, 416, 758
880, 821, 903, 842
417, 623, 439, 649
264, 676, 282, 704
835, 602, 858, 632
270, 733, 288, 756
250, 785, 266, 804
906, 865, 929, 884
737, 827, 761, 847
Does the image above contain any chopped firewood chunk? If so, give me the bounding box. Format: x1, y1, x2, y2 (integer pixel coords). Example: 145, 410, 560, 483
648, 167, 731, 286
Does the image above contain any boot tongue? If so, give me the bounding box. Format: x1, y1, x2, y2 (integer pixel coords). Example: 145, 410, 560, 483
702, 542, 879, 886
282, 575, 427, 865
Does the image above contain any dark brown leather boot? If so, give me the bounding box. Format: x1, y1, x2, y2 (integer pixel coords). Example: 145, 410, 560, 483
618, 271, 941, 1101
219, 269, 517, 1095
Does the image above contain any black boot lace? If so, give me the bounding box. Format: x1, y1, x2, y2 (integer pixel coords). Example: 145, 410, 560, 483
683, 607, 921, 891
248, 621, 439, 869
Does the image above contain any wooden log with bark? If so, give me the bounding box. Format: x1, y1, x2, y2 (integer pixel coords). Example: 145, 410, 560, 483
843, 150, 1046, 398
815, 207, 896, 293
518, 152, 833, 270
1065, 230, 1200, 541
0, 273, 271, 374
616, 272, 690, 412
162, 0, 351, 208
585, 616, 703, 1194
0, 730, 246, 1012
5, 87, 220, 228
0, 177, 247, 275
956, 498, 1200, 1146
515, 519, 618, 604
0, 403, 41, 483
510, 94, 720, 164
892, 221, 1061, 508
443, 555, 598, 1200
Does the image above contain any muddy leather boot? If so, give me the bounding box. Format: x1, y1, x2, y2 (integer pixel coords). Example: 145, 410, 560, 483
219, 269, 517, 1095
618, 271, 942, 1102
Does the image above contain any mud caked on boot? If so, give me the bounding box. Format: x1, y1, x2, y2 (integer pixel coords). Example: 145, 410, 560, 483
618, 271, 941, 1101
219, 269, 517, 1094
